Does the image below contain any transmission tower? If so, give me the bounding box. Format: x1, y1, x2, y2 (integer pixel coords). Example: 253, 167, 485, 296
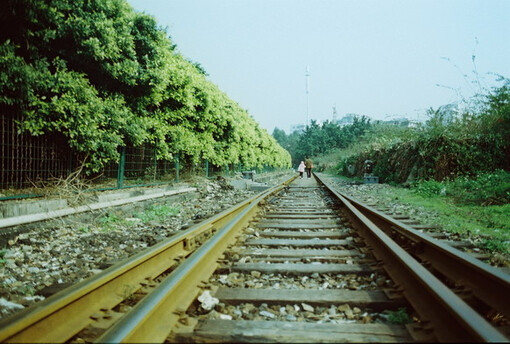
305, 66, 310, 126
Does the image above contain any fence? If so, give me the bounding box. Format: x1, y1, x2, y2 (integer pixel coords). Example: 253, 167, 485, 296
0, 114, 75, 192
0, 114, 277, 199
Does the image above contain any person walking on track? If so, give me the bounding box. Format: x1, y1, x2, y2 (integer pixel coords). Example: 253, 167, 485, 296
305, 158, 313, 178
297, 161, 305, 178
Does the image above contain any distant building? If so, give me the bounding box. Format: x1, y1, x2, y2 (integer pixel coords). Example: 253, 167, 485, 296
384, 117, 410, 127
333, 114, 356, 127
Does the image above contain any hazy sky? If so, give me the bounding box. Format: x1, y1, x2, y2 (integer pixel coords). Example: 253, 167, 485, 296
127, 0, 510, 133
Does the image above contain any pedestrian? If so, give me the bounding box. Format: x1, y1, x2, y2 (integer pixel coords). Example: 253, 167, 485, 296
297, 161, 305, 178
305, 158, 313, 178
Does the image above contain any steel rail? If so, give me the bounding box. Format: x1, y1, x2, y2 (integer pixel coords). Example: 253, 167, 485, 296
323, 181, 510, 319
316, 174, 507, 342
95, 179, 294, 343
0, 178, 294, 343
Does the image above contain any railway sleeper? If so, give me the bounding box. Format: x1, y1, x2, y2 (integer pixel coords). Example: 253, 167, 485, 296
170, 319, 413, 343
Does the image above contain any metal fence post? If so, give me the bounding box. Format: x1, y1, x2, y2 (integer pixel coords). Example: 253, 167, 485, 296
117, 146, 126, 189
153, 149, 157, 181
175, 153, 180, 183
205, 159, 209, 178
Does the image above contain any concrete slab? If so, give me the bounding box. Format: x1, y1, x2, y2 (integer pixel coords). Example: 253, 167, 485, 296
0, 199, 68, 219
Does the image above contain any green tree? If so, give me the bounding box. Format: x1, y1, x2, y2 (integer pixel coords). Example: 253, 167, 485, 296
0, 0, 292, 174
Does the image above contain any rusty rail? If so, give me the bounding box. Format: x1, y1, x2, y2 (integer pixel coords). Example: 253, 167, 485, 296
331, 186, 510, 319
1, 174, 508, 342
0, 176, 295, 343
316, 174, 508, 342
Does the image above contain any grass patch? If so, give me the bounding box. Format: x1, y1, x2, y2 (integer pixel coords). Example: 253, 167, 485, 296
386, 308, 413, 325
97, 213, 133, 231
386, 188, 507, 237
412, 170, 510, 206
372, 186, 509, 256
93, 203, 180, 231
324, 173, 509, 258
0, 249, 6, 264
135, 203, 180, 223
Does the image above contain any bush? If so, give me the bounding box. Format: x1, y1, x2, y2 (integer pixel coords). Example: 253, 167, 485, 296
411, 170, 510, 205
332, 80, 509, 185
448, 170, 510, 205
412, 180, 446, 197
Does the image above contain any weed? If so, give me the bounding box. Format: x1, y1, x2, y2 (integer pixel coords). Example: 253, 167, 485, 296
411, 170, 510, 206
386, 307, 412, 325
78, 226, 90, 233
97, 213, 131, 231
327, 173, 510, 258
135, 204, 180, 223
412, 180, 446, 197
482, 238, 509, 254
0, 249, 6, 264
13, 285, 36, 296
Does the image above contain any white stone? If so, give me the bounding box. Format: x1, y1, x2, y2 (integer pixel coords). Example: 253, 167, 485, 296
198, 290, 219, 311
259, 310, 276, 319
0, 298, 24, 310
301, 303, 314, 312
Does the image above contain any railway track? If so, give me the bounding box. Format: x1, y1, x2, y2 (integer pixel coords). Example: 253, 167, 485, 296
0, 174, 508, 343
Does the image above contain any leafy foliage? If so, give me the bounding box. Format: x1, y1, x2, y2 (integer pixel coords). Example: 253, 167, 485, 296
0, 249, 6, 265
272, 116, 371, 167
97, 213, 132, 231
0, 0, 291, 173
386, 308, 412, 325
135, 204, 180, 223
332, 79, 509, 186
412, 170, 510, 206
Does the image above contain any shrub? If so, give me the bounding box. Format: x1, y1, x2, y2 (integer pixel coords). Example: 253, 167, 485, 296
448, 170, 510, 205
411, 170, 510, 205
412, 180, 446, 197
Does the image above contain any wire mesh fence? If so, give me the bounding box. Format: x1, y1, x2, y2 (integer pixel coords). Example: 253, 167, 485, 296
0, 114, 278, 200
0, 114, 75, 192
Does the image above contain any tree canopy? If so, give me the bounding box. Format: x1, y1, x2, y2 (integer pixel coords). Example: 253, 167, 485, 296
272, 116, 372, 166
0, 0, 291, 172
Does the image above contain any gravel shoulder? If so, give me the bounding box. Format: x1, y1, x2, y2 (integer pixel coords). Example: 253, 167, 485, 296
317, 173, 510, 268
2, 171, 506, 322
0, 174, 291, 320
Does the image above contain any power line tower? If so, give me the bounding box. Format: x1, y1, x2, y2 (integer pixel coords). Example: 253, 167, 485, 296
332, 105, 338, 123
305, 66, 310, 126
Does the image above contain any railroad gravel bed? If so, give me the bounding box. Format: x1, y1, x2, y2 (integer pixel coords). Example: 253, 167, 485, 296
317, 173, 509, 267
189, 301, 383, 324
209, 271, 392, 291
0, 178, 258, 320
182, 180, 406, 338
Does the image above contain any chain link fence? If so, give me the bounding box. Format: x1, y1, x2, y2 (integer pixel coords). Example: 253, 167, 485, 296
0, 114, 277, 200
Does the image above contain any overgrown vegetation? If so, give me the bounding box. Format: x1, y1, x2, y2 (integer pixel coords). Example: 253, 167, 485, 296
412, 170, 510, 206
95, 202, 180, 231
97, 213, 132, 232
134, 204, 180, 223
358, 181, 510, 258
385, 308, 413, 325
0, 0, 291, 174
332, 79, 510, 184
273, 77, 509, 186
272, 116, 372, 166
274, 76, 509, 259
